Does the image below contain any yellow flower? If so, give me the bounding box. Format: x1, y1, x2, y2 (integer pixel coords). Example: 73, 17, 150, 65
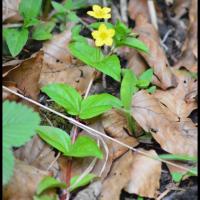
87, 5, 111, 19
92, 24, 115, 47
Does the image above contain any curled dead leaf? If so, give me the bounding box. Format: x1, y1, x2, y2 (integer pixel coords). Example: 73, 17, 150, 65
133, 14, 177, 89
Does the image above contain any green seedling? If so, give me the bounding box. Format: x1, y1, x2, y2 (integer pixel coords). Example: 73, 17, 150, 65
3, 0, 55, 57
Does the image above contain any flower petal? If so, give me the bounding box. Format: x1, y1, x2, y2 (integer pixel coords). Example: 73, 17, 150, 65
102, 7, 111, 13
99, 24, 107, 32
104, 38, 113, 46
93, 5, 101, 12
108, 29, 115, 37
91, 31, 99, 39
87, 11, 95, 17
103, 14, 111, 19
95, 39, 104, 47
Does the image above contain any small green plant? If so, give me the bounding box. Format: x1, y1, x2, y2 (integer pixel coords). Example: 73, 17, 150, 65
3, 101, 41, 185
34, 174, 96, 199
120, 68, 155, 132
3, 0, 55, 57
36, 126, 103, 159
50, 2, 148, 81
41, 83, 122, 119
159, 154, 198, 183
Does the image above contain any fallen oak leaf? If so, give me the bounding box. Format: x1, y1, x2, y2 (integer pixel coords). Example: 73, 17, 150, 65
124, 149, 161, 198
99, 151, 134, 200
131, 90, 197, 156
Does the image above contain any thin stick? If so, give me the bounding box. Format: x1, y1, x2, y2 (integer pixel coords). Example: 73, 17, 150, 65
120, 0, 128, 24
3, 86, 197, 174
147, 0, 158, 30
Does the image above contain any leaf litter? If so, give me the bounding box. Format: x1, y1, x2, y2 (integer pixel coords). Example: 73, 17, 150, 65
2, 0, 197, 199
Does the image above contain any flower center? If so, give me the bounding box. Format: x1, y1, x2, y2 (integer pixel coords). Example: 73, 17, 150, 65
99, 32, 108, 40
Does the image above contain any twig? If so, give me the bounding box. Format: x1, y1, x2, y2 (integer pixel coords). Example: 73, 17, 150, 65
156, 188, 171, 200
3, 23, 23, 28
147, 0, 158, 30
120, 0, 128, 24
3, 86, 197, 175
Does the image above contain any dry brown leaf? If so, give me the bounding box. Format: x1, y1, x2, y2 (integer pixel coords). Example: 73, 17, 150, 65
154, 69, 197, 118
174, 0, 197, 71
14, 135, 59, 176
3, 82, 20, 101
99, 151, 134, 200
133, 14, 177, 90
101, 109, 131, 138
124, 149, 161, 198
3, 159, 50, 200
3, 0, 21, 22
131, 90, 197, 156
128, 0, 149, 21
42, 29, 73, 65
127, 49, 148, 76
3, 51, 43, 101
74, 181, 102, 200
39, 63, 96, 95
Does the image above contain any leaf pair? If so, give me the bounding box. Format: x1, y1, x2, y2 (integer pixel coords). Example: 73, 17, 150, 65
37, 126, 103, 159
35, 174, 95, 199
41, 83, 122, 119
120, 69, 154, 110
68, 41, 121, 81
114, 20, 149, 53
3, 101, 41, 185
3, 0, 55, 57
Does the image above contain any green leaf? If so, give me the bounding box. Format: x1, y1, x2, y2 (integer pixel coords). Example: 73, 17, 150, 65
147, 86, 156, 94
36, 176, 66, 195
3, 28, 28, 57
3, 101, 40, 184
52, 1, 68, 13
41, 83, 82, 116
3, 147, 14, 185
68, 41, 104, 65
64, 0, 100, 10
64, 135, 103, 159
94, 55, 121, 82
24, 18, 40, 28
3, 101, 41, 147
117, 37, 149, 53
67, 11, 79, 22
70, 174, 96, 191
79, 94, 122, 119
71, 25, 87, 43
37, 126, 71, 154
120, 69, 138, 109
137, 69, 153, 88
68, 42, 121, 81
32, 22, 55, 41
89, 22, 114, 29
171, 172, 184, 183
19, 0, 42, 19
159, 154, 197, 162
114, 20, 131, 40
